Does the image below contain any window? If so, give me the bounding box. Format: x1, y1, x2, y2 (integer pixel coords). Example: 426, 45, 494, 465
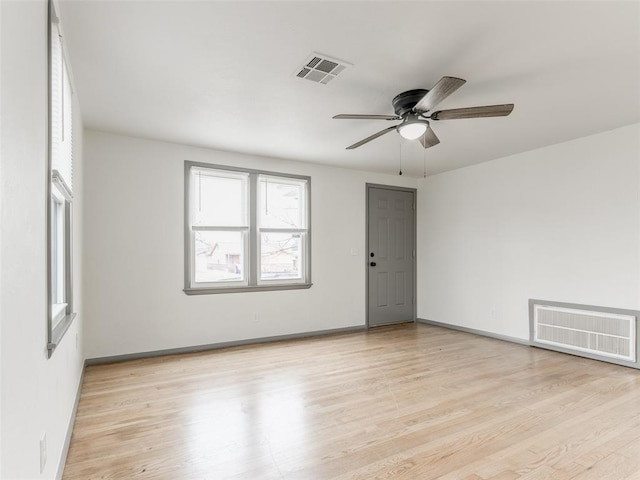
191, 168, 249, 286
47, 0, 76, 356
185, 162, 311, 294
258, 175, 308, 283
50, 173, 71, 326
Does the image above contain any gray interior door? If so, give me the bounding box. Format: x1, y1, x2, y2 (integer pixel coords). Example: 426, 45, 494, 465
367, 186, 415, 327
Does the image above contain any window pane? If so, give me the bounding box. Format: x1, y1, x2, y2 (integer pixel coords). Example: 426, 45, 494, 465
259, 176, 306, 229
50, 196, 65, 305
192, 168, 248, 227
260, 232, 303, 281
194, 231, 246, 283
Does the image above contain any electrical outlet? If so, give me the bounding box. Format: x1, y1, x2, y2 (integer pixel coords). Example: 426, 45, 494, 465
490, 308, 497, 322
252, 312, 258, 323
40, 432, 47, 474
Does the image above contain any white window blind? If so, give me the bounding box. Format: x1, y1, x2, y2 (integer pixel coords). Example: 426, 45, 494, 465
50, 21, 73, 192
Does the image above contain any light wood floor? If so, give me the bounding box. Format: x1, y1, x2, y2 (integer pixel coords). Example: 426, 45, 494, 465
63, 324, 640, 479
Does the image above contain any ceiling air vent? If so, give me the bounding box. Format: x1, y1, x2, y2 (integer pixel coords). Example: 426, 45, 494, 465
295, 53, 351, 85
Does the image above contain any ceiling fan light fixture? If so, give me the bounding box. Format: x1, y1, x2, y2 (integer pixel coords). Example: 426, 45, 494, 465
398, 122, 427, 140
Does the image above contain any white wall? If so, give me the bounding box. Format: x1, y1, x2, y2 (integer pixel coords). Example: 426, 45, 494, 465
83, 131, 417, 359
0, 0, 3, 471
0, 0, 5, 470
417, 123, 640, 340
0, 1, 84, 478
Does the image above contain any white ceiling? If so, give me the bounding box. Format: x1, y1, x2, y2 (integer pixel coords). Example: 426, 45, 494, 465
59, 1, 640, 177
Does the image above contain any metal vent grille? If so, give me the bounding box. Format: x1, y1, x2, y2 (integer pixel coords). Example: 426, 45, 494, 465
316, 59, 338, 73
295, 53, 351, 85
530, 300, 638, 365
297, 68, 310, 78
306, 57, 321, 68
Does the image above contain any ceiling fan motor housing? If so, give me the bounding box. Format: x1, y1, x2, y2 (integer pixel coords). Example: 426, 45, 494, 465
392, 89, 429, 116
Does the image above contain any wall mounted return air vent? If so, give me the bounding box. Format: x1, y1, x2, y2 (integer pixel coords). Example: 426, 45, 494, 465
295, 53, 351, 85
529, 299, 639, 369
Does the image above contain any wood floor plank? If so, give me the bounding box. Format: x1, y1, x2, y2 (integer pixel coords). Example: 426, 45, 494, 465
63, 324, 640, 479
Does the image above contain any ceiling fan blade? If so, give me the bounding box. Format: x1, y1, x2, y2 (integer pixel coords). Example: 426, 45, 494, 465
430, 104, 514, 120
419, 126, 440, 149
333, 114, 402, 120
346, 126, 397, 149
413, 76, 466, 113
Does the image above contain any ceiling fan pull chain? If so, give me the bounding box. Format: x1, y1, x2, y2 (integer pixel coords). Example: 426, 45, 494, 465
398, 139, 403, 176
198, 170, 202, 212
265, 176, 269, 216
423, 144, 427, 178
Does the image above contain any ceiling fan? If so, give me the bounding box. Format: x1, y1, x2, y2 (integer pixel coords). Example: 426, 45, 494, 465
333, 76, 514, 150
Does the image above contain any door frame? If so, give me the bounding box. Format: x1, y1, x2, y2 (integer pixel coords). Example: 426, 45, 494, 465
365, 183, 418, 328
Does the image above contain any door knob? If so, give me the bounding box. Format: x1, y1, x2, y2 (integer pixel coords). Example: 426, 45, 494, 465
370, 262, 377, 267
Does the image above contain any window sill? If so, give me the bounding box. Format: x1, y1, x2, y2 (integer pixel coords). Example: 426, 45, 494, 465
48, 312, 77, 357
184, 283, 313, 295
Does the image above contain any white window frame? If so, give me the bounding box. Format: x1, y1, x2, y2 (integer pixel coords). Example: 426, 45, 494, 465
257, 175, 309, 286
184, 162, 312, 294
50, 174, 70, 326
189, 168, 250, 289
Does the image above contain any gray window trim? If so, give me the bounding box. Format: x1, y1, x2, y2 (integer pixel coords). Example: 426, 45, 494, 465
47, 0, 76, 357
184, 160, 312, 295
